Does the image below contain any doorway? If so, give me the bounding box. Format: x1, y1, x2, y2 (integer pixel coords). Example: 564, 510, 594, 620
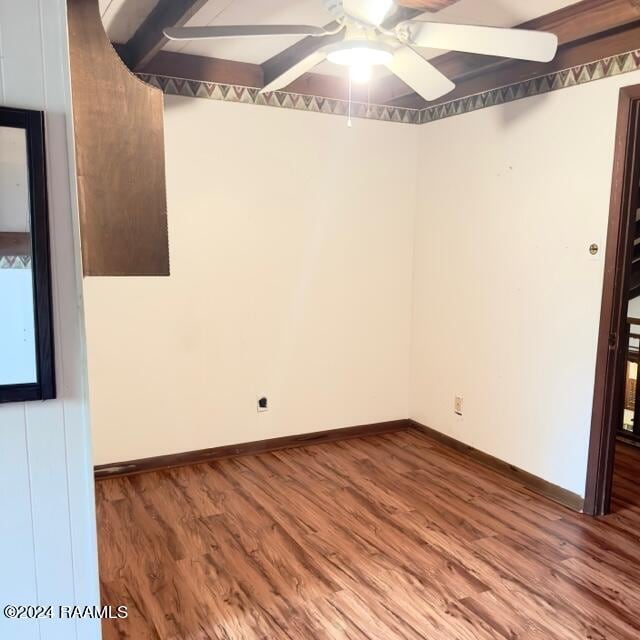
585, 84, 640, 516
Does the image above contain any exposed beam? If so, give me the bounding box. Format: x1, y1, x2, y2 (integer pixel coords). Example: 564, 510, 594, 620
140, 50, 374, 103
286, 72, 366, 101
123, 0, 210, 70
0, 232, 31, 257
138, 51, 265, 88
375, 0, 640, 106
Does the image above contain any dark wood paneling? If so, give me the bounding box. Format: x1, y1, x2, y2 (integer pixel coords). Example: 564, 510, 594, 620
122, 0, 209, 70
0, 232, 31, 257
94, 420, 409, 479
67, 0, 169, 276
585, 83, 640, 516
410, 420, 584, 512
96, 431, 640, 640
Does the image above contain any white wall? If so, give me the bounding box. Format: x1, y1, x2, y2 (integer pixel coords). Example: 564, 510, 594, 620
85, 97, 416, 465
83, 57, 640, 498
411, 71, 640, 497
0, 1, 101, 638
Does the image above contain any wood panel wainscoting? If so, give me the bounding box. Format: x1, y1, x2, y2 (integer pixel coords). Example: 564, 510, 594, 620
96, 428, 640, 640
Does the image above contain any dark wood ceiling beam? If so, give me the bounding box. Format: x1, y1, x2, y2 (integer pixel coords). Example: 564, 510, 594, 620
123, 0, 210, 70
286, 72, 369, 102
374, 0, 640, 105
0, 232, 31, 257
138, 51, 265, 87
139, 50, 374, 103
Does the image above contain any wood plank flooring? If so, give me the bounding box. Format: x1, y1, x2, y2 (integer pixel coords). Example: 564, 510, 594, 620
95, 429, 640, 639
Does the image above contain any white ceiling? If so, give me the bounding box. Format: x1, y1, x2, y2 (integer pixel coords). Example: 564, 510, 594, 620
101, 0, 583, 79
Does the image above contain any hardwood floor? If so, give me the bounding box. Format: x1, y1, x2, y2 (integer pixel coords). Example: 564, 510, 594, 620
96, 429, 640, 639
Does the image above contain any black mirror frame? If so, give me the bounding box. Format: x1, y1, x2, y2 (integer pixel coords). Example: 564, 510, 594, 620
0, 106, 55, 403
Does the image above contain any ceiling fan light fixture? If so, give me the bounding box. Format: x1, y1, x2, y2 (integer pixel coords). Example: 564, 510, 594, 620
327, 42, 393, 68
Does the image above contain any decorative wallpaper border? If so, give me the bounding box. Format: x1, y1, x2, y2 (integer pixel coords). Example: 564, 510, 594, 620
421, 48, 640, 124
138, 48, 640, 126
0, 256, 31, 269
138, 74, 421, 125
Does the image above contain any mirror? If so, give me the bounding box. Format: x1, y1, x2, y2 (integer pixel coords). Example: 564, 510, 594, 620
0, 107, 55, 403
0, 126, 37, 385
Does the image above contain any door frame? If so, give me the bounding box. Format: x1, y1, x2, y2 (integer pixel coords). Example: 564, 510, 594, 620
584, 84, 640, 516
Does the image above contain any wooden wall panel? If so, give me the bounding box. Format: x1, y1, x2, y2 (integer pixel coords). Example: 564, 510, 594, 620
67, 0, 169, 276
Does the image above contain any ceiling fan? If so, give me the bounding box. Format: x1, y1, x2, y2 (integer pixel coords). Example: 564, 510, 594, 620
164, 0, 558, 102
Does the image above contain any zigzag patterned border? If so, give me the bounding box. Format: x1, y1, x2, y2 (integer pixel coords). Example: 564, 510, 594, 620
139, 48, 640, 126
0, 256, 31, 269
138, 74, 421, 124
422, 49, 640, 124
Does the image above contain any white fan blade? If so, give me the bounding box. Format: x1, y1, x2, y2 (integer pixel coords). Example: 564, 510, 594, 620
343, 0, 395, 26
386, 46, 455, 102
164, 25, 328, 41
401, 22, 558, 62
261, 50, 328, 93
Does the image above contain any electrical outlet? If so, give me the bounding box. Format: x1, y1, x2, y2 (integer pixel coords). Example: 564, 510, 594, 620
257, 396, 268, 412
454, 395, 463, 416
